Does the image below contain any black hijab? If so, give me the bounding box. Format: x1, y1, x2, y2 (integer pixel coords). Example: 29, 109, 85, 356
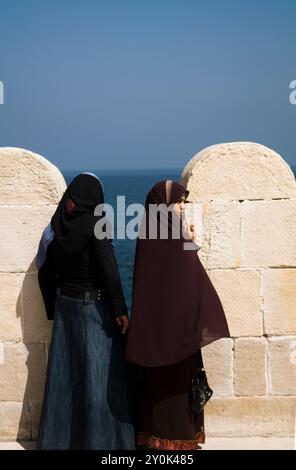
124, 180, 230, 367
51, 173, 105, 253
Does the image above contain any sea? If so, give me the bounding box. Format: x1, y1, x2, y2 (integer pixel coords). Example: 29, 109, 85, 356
62, 166, 296, 311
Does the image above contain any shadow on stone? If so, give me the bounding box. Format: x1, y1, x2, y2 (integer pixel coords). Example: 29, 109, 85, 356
16, 259, 51, 446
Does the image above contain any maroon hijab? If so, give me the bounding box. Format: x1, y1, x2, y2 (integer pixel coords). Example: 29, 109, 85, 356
124, 180, 230, 367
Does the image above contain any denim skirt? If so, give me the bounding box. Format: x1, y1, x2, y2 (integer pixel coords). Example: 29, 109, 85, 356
36, 289, 136, 449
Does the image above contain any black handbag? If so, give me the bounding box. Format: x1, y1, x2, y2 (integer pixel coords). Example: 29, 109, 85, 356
188, 351, 213, 414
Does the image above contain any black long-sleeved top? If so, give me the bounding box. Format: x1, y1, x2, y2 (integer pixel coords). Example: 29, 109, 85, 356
38, 236, 128, 320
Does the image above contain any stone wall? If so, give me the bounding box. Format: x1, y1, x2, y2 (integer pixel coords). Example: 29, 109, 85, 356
181, 142, 296, 437
0, 148, 66, 440
0, 143, 295, 441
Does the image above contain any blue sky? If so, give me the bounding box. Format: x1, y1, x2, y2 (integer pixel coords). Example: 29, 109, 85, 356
0, 0, 295, 170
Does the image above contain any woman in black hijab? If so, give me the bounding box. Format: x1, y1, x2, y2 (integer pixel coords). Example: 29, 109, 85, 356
124, 180, 230, 450
36, 173, 135, 450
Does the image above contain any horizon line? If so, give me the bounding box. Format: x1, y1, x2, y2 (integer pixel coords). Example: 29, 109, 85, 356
60, 167, 183, 172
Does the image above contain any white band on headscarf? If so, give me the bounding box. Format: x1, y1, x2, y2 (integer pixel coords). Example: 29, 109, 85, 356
81, 172, 104, 193
165, 180, 173, 205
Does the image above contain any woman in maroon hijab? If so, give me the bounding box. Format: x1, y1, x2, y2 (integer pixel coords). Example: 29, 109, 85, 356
124, 180, 230, 450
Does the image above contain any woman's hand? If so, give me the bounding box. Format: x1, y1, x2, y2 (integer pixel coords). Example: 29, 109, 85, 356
115, 315, 129, 334
187, 224, 196, 241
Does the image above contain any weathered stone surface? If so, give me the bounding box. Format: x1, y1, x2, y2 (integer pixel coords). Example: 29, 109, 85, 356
268, 337, 296, 395
262, 269, 296, 335
241, 200, 296, 268
234, 338, 267, 396
182, 202, 203, 248
0, 149, 63, 442
198, 201, 241, 269
206, 269, 262, 337
0, 273, 23, 341
22, 273, 53, 343
0, 402, 30, 440
205, 397, 296, 437
0, 205, 57, 272
0, 147, 66, 205
29, 401, 42, 440
0, 342, 46, 402
181, 142, 296, 201
202, 338, 234, 396
45, 341, 51, 366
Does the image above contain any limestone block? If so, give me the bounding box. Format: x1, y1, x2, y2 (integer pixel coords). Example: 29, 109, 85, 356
0, 401, 30, 440
202, 338, 234, 396
198, 201, 241, 269
241, 199, 296, 268
181, 142, 296, 201
206, 269, 262, 337
205, 396, 296, 437
22, 273, 53, 343
0, 342, 46, 402
268, 337, 296, 395
0, 273, 23, 341
262, 269, 296, 335
234, 337, 267, 396
182, 201, 203, 248
45, 341, 51, 366
0, 205, 57, 272
0, 147, 66, 205
29, 401, 42, 440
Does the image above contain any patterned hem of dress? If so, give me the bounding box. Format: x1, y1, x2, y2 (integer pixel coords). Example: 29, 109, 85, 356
136, 431, 205, 450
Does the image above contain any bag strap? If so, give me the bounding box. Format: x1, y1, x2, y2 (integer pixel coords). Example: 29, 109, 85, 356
195, 349, 204, 370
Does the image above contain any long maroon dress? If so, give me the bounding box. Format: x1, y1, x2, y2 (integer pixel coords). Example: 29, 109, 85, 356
125, 180, 230, 450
